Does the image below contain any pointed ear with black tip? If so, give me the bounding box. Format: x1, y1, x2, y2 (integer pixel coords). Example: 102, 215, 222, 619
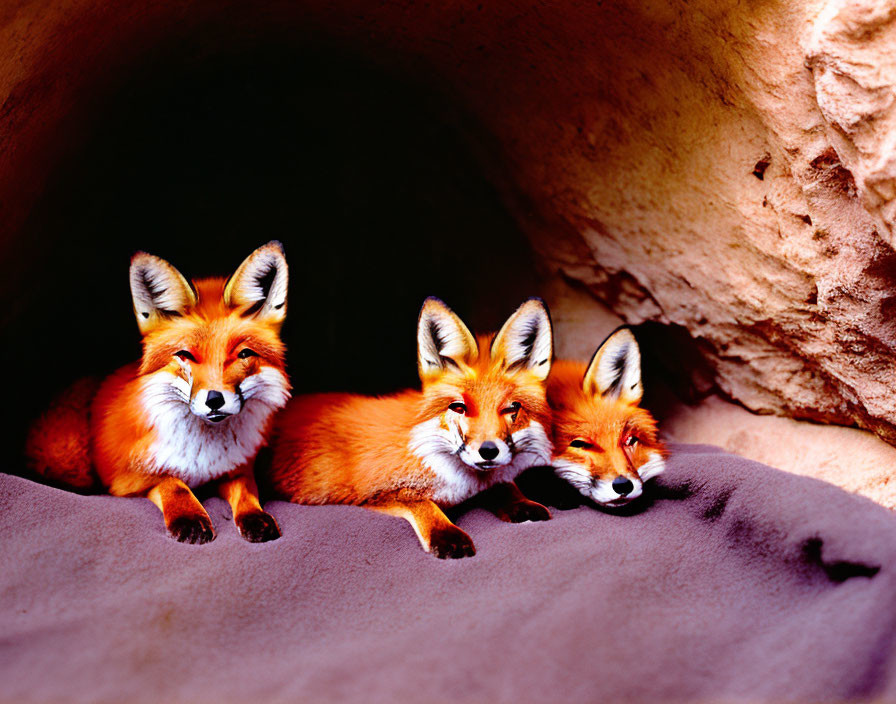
583, 327, 643, 405
129, 252, 197, 335
223, 241, 288, 325
417, 297, 478, 381
491, 298, 553, 381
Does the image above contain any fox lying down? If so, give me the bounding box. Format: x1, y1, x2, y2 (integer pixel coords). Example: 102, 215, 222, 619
268, 297, 555, 558
27, 243, 291, 543
28, 251, 667, 554
544, 327, 667, 508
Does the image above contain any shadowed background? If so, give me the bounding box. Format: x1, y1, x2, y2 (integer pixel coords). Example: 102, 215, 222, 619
3, 43, 539, 455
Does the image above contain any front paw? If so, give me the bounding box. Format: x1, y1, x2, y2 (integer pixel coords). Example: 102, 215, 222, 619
429, 525, 476, 559
507, 499, 552, 523
236, 511, 282, 543
167, 514, 215, 544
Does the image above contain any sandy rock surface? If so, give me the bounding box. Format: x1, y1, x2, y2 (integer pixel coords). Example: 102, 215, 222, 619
664, 395, 896, 510
517, 0, 896, 446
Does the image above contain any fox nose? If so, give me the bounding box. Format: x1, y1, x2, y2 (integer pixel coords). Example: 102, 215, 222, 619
478, 442, 500, 461
612, 477, 634, 496
205, 390, 226, 411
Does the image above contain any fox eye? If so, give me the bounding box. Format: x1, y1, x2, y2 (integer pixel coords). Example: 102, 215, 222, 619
500, 401, 522, 416
448, 402, 467, 415
174, 350, 196, 362
238, 348, 259, 359
625, 435, 639, 448
569, 439, 592, 449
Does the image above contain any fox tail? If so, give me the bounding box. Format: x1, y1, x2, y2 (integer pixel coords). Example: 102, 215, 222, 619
26, 377, 101, 492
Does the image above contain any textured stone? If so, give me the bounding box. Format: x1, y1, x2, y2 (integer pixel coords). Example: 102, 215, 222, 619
519, 0, 896, 444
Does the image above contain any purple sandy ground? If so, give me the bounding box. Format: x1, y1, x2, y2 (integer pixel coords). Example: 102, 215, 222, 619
2, 443, 896, 703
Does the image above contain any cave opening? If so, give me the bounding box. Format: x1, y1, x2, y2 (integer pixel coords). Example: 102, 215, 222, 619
4, 42, 540, 455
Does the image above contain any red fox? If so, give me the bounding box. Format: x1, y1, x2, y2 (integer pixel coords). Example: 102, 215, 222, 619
268, 297, 554, 558
26, 242, 291, 543
546, 327, 666, 507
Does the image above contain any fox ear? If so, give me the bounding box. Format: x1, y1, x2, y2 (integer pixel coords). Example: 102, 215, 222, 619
583, 327, 643, 404
417, 297, 478, 380
223, 241, 288, 325
491, 298, 553, 381
129, 252, 197, 335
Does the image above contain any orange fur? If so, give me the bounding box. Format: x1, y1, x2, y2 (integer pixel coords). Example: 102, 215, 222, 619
547, 349, 667, 508
91, 278, 288, 493
27, 243, 290, 543
268, 299, 554, 559
26, 377, 101, 491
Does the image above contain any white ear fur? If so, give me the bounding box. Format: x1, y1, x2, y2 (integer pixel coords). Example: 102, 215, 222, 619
491, 298, 553, 381
417, 297, 478, 379
223, 241, 288, 324
583, 327, 643, 404
129, 252, 197, 334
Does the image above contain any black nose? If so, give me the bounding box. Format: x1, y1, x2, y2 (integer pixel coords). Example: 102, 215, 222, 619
479, 442, 500, 460
612, 477, 634, 496
205, 390, 225, 410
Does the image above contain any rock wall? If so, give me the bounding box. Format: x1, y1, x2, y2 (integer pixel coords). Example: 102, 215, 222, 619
511, 0, 896, 442
2, 1, 896, 440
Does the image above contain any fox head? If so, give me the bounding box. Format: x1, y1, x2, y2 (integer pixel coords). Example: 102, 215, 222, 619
130, 242, 291, 426
549, 328, 666, 507
410, 297, 554, 488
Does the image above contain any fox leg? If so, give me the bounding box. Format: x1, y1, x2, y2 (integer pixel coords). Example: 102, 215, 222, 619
147, 476, 215, 544
218, 467, 281, 543
477, 481, 551, 523
368, 491, 476, 559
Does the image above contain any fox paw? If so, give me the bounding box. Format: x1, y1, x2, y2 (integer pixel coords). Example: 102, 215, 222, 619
167, 514, 215, 544
236, 511, 281, 543
507, 500, 552, 523
429, 525, 476, 559
507, 501, 551, 523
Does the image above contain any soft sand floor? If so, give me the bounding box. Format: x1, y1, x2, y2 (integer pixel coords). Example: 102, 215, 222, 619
665, 394, 896, 510
2, 444, 895, 703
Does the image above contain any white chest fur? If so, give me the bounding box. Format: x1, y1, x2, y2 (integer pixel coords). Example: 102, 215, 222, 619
139, 370, 288, 487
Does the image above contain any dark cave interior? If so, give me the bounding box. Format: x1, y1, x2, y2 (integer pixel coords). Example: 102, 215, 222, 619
4, 42, 540, 453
